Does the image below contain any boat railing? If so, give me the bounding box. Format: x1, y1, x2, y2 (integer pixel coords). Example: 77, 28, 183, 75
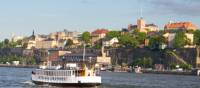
32, 69, 97, 77
32, 74, 101, 83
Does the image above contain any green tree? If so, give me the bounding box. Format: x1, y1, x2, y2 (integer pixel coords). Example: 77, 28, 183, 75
131, 29, 147, 45
149, 35, 166, 49
136, 32, 147, 45
119, 34, 139, 48
9, 41, 17, 48
65, 39, 74, 47
106, 31, 121, 38
16, 39, 22, 46
4, 39, 9, 48
94, 44, 101, 49
179, 63, 192, 70
194, 30, 200, 45
4, 39, 9, 45
82, 32, 91, 44
0, 42, 3, 49
22, 43, 28, 49
174, 31, 187, 48
169, 63, 177, 69
132, 57, 153, 68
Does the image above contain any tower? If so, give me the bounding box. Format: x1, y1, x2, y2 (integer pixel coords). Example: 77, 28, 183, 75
137, 18, 146, 30
32, 30, 35, 36
30, 29, 36, 40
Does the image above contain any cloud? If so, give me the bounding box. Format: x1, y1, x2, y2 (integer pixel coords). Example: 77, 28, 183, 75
144, 0, 200, 16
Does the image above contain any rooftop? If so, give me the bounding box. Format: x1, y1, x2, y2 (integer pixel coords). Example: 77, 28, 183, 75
164, 22, 198, 30
92, 29, 109, 34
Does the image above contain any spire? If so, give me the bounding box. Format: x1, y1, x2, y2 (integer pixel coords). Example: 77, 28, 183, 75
32, 29, 35, 36
30, 29, 36, 40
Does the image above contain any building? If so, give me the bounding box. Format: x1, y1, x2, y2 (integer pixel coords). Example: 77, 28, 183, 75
163, 32, 195, 48
25, 30, 36, 49
92, 29, 109, 38
49, 30, 82, 46
49, 30, 81, 41
25, 30, 82, 49
35, 39, 58, 49
26, 40, 35, 49
163, 22, 198, 48
35, 35, 48, 41
11, 36, 24, 42
128, 18, 159, 33
163, 33, 176, 48
48, 50, 71, 61
102, 37, 119, 47
91, 29, 109, 44
164, 22, 198, 31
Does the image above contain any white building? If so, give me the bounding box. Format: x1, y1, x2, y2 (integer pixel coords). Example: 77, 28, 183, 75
163, 33, 194, 48
102, 37, 119, 47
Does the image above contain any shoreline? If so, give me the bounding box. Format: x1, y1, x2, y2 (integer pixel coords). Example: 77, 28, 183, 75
140, 69, 200, 76
0, 64, 38, 68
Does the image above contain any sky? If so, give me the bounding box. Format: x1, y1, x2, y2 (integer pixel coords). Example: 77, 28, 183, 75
0, 0, 200, 40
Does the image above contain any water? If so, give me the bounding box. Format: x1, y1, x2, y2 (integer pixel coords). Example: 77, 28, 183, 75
0, 67, 200, 88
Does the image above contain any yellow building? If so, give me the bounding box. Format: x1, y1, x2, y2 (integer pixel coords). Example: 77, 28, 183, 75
35, 40, 58, 49
49, 30, 81, 41
128, 18, 159, 33
26, 40, 36, 49
137, 18, 159, 33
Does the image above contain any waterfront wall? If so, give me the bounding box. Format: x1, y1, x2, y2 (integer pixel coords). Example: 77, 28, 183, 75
0, 47, 198, 68
108, 48, 197, 68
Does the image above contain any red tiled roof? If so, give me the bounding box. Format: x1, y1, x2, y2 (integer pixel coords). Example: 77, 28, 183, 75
164, 22, 198, 30
92, 29, 109, 34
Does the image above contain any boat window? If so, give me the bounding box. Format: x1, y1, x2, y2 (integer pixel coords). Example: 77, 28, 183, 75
67, 71, 69, 76
73, 70, 75, 75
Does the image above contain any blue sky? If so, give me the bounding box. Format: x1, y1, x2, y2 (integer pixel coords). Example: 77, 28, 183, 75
0, 0, 200, 40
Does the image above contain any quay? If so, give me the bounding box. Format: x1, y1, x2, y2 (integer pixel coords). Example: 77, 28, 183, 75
0, 64, 38, 68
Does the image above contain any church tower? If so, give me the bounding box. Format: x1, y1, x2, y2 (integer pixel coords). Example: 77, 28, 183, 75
30, 30, 36, 40
137, 17, 146, 30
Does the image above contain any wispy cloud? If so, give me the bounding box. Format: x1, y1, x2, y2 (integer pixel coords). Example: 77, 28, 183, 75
144, 0, 200, 16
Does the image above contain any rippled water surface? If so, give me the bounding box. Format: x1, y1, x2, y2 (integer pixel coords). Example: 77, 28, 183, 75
0, 67, 200, 88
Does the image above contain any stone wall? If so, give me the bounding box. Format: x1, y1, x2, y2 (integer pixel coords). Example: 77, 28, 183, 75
108, 48, 198, 68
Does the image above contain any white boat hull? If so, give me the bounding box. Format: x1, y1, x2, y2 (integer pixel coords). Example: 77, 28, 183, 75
32, 75, 101, 86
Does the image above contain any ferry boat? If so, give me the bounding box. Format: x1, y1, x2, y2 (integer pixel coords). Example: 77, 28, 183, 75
31, 45, 101, 87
